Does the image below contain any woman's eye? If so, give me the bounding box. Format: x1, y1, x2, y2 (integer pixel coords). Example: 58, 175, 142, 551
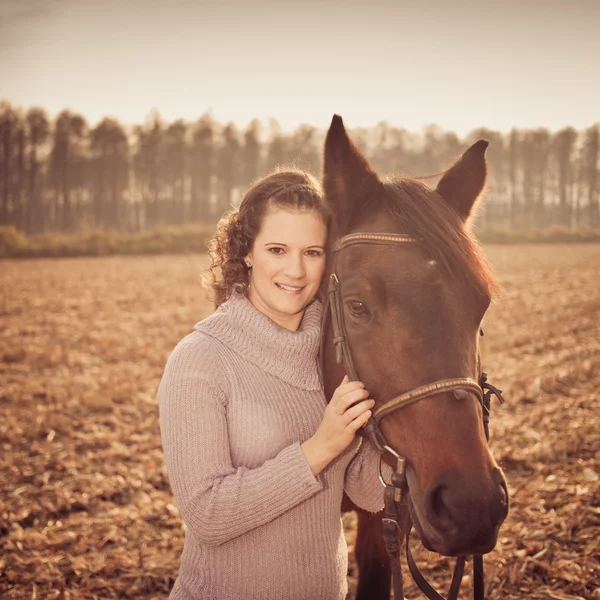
306, 249, 323, 257
347, 300, 369, 318
268, 247, 284, 255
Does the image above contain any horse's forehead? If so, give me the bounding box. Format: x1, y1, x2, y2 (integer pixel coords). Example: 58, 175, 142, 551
337, 241, 429, 277
348, 205, 402, 234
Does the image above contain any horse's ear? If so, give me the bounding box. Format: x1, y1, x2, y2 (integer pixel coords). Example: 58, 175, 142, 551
323, 115, 384, 233
435, 140, 489, 222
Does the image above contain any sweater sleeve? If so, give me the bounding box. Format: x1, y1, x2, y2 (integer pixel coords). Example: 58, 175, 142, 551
157, 335, 323, 547
343, 437, 393, 513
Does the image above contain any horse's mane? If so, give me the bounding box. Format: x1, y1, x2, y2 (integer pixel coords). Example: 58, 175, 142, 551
374, 177, 499, 298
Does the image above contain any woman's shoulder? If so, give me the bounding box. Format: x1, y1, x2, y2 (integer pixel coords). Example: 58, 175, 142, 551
158, 329, 230, 409
163, 328, 228, 388
163, 294, 251, 381
168, 326, 221, 368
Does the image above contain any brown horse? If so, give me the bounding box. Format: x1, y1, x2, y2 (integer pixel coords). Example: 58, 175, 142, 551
320, 116, 508, 599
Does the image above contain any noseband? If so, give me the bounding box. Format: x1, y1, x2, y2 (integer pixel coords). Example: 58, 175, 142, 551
320, 232, 505, 600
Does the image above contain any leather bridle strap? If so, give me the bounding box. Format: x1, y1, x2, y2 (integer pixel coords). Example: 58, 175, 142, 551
333, 232, 419, 252
406, 524, 466, 600
328, 273, 359, 382
474, 554, 485, 599
374, 378, 484, 422
382, 483, 407, 600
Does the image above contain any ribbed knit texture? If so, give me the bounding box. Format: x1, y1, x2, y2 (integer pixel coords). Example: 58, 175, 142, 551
158, 292, 387, 600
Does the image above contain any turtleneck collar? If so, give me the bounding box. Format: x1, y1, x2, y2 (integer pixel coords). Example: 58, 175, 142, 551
195, 292, 323, 390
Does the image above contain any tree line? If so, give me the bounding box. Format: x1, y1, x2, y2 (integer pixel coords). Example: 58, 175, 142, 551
0, 101, 598, 235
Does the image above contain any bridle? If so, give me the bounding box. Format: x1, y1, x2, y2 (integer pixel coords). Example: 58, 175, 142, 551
320, 232, 505, 600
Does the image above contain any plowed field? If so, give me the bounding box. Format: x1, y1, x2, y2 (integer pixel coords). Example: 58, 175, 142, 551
1, 245, 599, 599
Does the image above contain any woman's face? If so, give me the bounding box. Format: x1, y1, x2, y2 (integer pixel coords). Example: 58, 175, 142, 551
247, 206, 327, 331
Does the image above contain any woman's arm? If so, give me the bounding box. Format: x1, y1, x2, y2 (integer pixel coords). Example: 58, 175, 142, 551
158, 339, 322, 547
343, 437, 393, 513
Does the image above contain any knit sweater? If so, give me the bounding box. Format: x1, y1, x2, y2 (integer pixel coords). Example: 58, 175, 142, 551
158, 292, 387, 600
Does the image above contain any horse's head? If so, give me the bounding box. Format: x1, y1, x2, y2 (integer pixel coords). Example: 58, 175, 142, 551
321, 115, 508, 557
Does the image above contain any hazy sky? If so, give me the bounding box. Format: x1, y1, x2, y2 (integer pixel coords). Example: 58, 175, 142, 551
1, 0, 598, 134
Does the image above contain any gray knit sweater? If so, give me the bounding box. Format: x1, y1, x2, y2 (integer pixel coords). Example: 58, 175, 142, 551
158, 292, 387, 600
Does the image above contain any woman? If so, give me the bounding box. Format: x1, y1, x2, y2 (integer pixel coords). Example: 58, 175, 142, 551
158, 169, 387, 600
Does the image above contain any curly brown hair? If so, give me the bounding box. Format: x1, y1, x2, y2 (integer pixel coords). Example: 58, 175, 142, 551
203, 168, 330, 307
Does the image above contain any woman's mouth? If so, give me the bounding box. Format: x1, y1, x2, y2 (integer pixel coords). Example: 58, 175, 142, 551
275, 283, 305, 294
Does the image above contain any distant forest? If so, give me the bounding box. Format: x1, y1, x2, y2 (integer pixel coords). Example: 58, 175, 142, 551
0, 101, 599, 235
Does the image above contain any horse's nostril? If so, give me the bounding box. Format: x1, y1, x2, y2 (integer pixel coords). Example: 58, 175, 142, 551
427, 484, 454, 532
426, 474, 508, 536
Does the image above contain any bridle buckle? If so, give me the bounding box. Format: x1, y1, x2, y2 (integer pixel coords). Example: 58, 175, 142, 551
378, 444, 406, 489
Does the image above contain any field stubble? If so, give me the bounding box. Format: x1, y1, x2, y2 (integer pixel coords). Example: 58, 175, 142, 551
0, 245, 599, 599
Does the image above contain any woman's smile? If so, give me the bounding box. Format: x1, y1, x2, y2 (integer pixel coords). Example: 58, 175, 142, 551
275, 282, 306, 294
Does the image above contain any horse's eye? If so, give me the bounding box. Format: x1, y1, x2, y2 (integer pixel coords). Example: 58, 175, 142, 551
347, 300, 369, 318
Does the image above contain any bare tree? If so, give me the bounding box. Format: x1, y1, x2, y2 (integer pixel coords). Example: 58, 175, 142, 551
241, 119, 262, 191
0, 103, 24, 227
583, 124, 599, 228
216, 123, 240, 215
386, 126, 410, 176
190, 114, 215, 222
507, 129, 521, 227
49, 110, 88, 231
552, 127, 577, 227
90, 118, 129, 229
468, 128, 508, 227
264, 119, 288, 174
370, 121, 393, 174
133, 113, 164, 229
25, 108, 50, 233
163, 120, 188, 224
528, 129, 550, 228
289, 124, 320, 174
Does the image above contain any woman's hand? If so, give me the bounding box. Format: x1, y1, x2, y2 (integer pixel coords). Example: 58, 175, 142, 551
301, 375, 374, 476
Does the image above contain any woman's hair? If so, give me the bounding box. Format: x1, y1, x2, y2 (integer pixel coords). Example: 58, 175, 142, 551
203, 168, 330, 307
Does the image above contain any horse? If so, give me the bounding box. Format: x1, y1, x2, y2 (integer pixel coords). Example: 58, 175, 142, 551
320, 115, 509, 599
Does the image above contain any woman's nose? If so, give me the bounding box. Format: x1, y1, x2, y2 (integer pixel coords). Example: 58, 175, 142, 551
284, 256, 306, 278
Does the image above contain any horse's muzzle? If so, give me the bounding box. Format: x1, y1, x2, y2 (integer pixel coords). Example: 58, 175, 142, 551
411, 467, 509, 557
